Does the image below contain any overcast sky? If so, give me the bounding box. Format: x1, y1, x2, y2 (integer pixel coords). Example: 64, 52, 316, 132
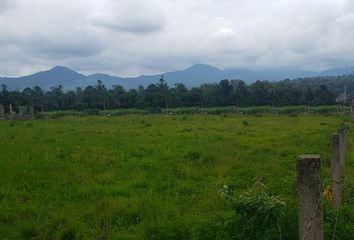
1, 0, 354, 77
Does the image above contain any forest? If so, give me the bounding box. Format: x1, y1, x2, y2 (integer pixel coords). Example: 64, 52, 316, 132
0, 76, 340, 112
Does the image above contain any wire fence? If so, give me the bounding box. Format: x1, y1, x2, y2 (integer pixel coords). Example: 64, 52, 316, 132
299, 126, 347, 240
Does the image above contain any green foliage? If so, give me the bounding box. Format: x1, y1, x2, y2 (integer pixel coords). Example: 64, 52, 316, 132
20, 223, 39, 240
0, 77, 343, 113
220, 181, 286, 240
43, 105, 353, 119
242, 120, 249, 126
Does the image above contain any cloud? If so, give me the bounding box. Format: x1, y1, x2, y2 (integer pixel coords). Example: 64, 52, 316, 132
212, 28, 235, 38
0, 0, 17, 13
89, 0, 164, 34
0, 0, 354, 77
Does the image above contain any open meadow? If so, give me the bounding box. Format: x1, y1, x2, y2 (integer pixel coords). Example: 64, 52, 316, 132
0, 114, 353, 239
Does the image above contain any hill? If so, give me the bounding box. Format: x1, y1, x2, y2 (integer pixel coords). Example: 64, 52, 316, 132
1, 64, 354, 90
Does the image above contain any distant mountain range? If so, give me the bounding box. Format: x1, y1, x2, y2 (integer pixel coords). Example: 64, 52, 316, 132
1, 64, 354, 90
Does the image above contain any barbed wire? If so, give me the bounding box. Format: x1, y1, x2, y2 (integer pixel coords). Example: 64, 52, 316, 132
331, 209, 340, 240
300, 126, 347, 240
330, 127, 348, 240
301, 145, 342, 240
300, 161, 333, 240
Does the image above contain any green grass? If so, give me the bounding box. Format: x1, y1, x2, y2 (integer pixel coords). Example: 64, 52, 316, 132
0, 115, 353, 239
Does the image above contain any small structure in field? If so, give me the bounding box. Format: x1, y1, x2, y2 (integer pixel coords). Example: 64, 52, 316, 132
336, 86, 354, 118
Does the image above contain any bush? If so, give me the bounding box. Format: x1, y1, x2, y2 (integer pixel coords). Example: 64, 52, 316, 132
221, 180, 286, 240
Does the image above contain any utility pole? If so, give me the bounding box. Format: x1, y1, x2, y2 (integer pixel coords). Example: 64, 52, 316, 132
165, 98, 168, 115
9, 103, 13, 120
103, 99, 106, 116
233, 81, 240, 114
269, 87, 276, 114
352, 99, 354, 120
343, 85, 347, 113
159, 75, 169, 115
236, 88, 239, 114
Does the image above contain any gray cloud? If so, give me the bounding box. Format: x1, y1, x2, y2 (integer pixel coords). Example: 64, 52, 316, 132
1, 0, 354, 77
89, 0, 164, 34
0, 0, 16, 13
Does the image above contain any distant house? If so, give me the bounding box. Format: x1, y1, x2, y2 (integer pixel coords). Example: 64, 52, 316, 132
336, 86, 353, 104
336, 94, 354, 104
338, 94, 354, 115
336, 92, 354, 116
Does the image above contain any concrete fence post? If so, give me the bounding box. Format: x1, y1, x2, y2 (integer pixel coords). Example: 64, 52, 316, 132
331, 134, 342, 209
296, 155, 323, 240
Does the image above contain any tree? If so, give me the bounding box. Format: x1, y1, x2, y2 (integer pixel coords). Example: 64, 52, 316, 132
22, 87, 34, 105
305, 87, 314, 111
158, 75, 169, 113
136, 85, 145, 109
46, 85, 64, 110
268, 87, 277, 113
95, 80, 107, 111
32, 86, 45, 112
249, 81, 273, 106
218, 79, 234, 106
0, 85, 9, 111
145, 84, 160, 108
315, 85, 335, 105
109, 85, 126, 108
170, 83, 188, 107
231, 80, 247, 111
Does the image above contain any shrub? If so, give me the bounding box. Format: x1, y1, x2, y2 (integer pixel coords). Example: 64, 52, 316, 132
242, 120, 249, 126
221, 180, 286, 240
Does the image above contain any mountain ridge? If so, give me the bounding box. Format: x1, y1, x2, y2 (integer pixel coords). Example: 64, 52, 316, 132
1, 64, 354, 90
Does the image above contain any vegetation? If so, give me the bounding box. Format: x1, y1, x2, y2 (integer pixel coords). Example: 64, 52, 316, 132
41, 105, 352, 119
0, 114, 353, 239
0, 76, 339, 113
290, 74, 354, 95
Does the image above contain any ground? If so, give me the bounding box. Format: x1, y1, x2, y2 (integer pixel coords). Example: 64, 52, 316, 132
0, 114, 353, 239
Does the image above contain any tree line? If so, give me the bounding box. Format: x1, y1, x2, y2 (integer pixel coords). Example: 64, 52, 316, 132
0, 77, 338, 112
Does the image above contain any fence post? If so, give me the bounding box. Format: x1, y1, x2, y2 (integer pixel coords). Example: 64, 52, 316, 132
331, 134, 342, 209
296, 155, 323, 240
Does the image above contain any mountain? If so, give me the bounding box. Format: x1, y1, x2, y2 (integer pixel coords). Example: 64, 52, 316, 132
1, 64, 353, 90
0, 66, 87, 90
320, 67, 354, 76
87, 64, 227, 89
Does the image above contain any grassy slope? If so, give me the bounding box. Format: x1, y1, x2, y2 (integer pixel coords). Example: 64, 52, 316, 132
0, 115, 352, 239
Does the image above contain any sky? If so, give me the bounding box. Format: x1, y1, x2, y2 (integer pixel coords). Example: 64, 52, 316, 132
0, 0, 354, 77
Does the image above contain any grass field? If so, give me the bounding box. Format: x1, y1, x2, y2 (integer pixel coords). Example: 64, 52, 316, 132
0, 115, 353, 239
